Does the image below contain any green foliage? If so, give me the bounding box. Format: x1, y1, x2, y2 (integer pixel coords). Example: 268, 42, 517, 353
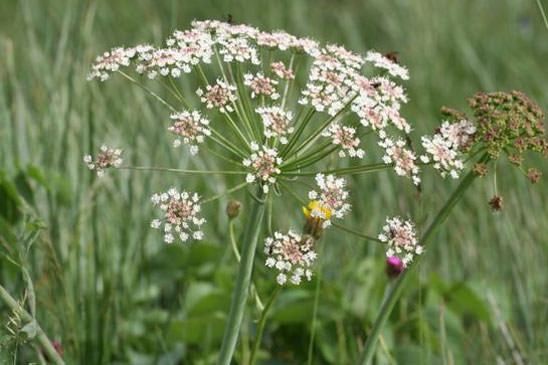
1, 0, 547, 363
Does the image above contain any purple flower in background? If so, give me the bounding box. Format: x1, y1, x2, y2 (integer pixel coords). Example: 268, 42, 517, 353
386, 256, 405, 278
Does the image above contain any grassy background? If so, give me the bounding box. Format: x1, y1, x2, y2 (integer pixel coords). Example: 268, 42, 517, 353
1, 0, 547, 363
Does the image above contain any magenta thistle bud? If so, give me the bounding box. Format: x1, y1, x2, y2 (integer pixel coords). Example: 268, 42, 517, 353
386, 256, 405, 278
40, 341, 63, 359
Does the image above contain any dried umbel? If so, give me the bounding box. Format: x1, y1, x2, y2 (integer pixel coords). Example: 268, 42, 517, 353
431, 91, 548, 182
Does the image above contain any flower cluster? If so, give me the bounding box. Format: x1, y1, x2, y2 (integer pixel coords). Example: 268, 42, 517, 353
420, 134, 462, 179
420, 119, 475, 179
378, 217, 423, 266
323, 123, 365, 158
351, 76, 409, 133
87, 47, 133, 81
426, 91, 548, 182
168, 111, 211, 154
270, 61, 295, 79
468, 91, 547, 182
83, 145, 123, 176
299, 46, 362, 115
86, 19, 429, 283
197, 79, 237, 113
365, 51, 409, 80
439, 120, 476, 149
469, 91, 546, 158
243, 143, 282, 193
150, 188, 205, 243
264, 231, 317, 285
306, 174, 350, 227
380, 138, 420, 184
243, 73, 280, 99
256, 106, 294, 143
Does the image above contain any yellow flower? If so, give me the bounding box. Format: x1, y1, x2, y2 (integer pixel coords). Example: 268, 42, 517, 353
302, 200, 332, 220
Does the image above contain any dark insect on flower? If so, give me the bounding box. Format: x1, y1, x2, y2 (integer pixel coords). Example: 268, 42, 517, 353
489, 195, 503, 212
227, 14, 233, 24
383, 51, 399, 64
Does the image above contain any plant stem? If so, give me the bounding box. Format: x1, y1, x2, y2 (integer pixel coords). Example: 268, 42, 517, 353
117, 166, 246, 175
228, 220, 264, 311
283, 163, 392, 176
249, 286, 281, 365
307, 240, 325, 365
537, 0, 548, 30
332, 222, 383, 243
202, 182, 249, 204
358, 155, 488, 364
117, 71, 177, 113
218, 193, 266, 365
0, 285, 64, 365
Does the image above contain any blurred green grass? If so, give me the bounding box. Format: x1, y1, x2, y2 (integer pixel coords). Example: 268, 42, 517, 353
1, 0, 547, 363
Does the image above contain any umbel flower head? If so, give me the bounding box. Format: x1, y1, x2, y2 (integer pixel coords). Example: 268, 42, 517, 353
378, 217, 423, 266
424, 91, 547, 182
306, 174, 350, 228
265, 231, 317, 285
86, 19, 423, 283
83, 145, 123, 176
169, 110, 211, 154
150, 188, 205, 244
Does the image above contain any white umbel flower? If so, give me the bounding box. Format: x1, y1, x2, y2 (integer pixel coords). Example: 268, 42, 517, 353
243, 72, 280, 99
307, 174, 351, 227
83, 145, 123, 177
265, 230, 317, 285
378, 216, 422, 266
323, 123, 365, 158
168, 110, 211, 154
256, 106, 294, 144
197, 79, 237, 113
365, 51, 410, 80
243, 143, 282, 193
150, 188, 205, 244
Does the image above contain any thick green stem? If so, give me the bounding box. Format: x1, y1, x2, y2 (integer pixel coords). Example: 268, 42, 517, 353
249, 286, 281, 365
218, 195, 266, 365
228, 220, 264, 311
358, 156, 487, 364
0, 285, 65, 365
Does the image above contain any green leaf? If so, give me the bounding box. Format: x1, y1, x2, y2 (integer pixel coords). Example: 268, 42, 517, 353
0, 172, 22, 223
187, 292, 230, 317
21, 320, 38, 339
14, 170, 34, 205
26, 164, 51, 190
393, 344, 436, 365
445, 283, 490, 322
168, 314, 226, 345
